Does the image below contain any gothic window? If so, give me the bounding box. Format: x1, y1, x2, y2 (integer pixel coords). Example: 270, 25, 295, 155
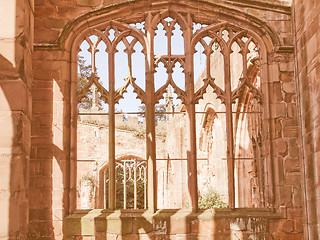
75, 9, 264, 210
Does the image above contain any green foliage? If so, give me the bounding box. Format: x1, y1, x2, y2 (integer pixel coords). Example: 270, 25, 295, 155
79, 174, 96, 187
116, 122, 145, 138
198, 188, 228, 209
116, 166, 145, 209
77, 56, 103, 110
138, 104, 167, 121
105, 166, 145, 209
82, 119, 108, 128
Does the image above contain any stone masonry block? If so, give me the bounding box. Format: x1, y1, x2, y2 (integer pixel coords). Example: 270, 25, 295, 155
282, 82, 296, 93
293, 188, 303, 207
270, 82, 283, 103
282, 219, 294, 233
274, 138, 288, 157
288, 138, 299, 157
284, 157, 300, 173
76, 0, 101, 6
282, 119, 298, 138
280, 71, 294, 82
278, 186, 292, 206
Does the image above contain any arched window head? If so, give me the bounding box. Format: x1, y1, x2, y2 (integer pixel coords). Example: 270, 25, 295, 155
74, 7, 266, 210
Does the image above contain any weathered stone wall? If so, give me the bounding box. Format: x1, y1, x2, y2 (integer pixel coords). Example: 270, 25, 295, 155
293, 0, 320, 238
266, 51, 303, 239
29, 0, 304, 239
0, 0, 33, 239
64, 209, 283, 240
31, 48, 70, 239
33, 0, 293, 46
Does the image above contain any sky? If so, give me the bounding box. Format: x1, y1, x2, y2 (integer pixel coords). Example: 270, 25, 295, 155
78, 20, 210, 113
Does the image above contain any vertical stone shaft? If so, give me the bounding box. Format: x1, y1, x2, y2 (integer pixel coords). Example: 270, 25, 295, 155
146, 14, 157, 212
185, 16, 198, 211
108, 52, 116, 209
224, 53, 235, 208
134, 160, 137, 209
123, 162, 127, 209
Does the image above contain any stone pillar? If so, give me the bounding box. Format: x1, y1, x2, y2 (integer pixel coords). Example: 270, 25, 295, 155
31, 48, 67, 239
0, 0, 33, 239
293, 0, 320, 238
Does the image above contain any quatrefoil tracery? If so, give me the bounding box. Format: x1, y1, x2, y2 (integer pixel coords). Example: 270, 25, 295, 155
154, 56, 186, 104
192, 24, 261, 106
77, 10, 262, 108
77, 23, 147, 105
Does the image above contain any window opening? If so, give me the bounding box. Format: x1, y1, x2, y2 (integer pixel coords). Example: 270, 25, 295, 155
103, 156, 147, 209
75, 10, 265, 210
76, 35, 109, 209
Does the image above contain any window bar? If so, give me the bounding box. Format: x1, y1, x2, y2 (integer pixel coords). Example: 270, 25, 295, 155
256, 104, 265, 207
108, 51, 116, 209
134, 160, 137, 209
105, 168, 109, 209
99, 168, 105, 208
185, 21, 198, 211
146, 14, 157, 212
144, 165, 147, 209
123, 161, 127, 209
224, 52, 236, 208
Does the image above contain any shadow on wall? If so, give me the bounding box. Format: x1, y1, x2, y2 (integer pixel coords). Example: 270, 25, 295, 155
0, 4, 60, 238
64, 209, 202, 239
0, 49, 31, 239
63, 207, 283, 239
28, 56, 71, 239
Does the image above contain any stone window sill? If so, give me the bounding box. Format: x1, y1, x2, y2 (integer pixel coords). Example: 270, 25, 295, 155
64, 208, 281, 239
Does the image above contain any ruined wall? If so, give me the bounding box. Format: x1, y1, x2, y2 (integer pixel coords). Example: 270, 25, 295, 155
30, 0, 304, 239
76, 113, 170, 209
293, 0, 320, 239
0, 0, 33, 239
266, 45, 303, 239
64, 209, 285, 240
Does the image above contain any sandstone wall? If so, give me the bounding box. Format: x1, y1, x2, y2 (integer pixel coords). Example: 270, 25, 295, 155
0, 0, 33, 239
30, 0, 303, 239
31, 48, 70, 239
293, 0, 320, 239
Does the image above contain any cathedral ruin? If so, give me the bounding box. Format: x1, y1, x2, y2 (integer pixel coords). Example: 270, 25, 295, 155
0, 0, 320, 239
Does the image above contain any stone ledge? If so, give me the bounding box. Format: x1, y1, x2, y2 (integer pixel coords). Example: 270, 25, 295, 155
64, 208, 282, 239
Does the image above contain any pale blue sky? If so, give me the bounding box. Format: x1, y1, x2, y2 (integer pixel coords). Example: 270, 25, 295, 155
78, 21, 207, 113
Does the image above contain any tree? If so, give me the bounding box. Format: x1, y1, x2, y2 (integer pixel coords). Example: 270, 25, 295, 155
77, 56, 104, 110
138, 103, 166, 121
105, 165, 145, 209
198, 188, 228, 209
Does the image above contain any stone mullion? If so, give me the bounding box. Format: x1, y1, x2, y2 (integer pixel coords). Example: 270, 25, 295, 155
224, 52, 235, 208
123, 162, 127, 209
70, 50, 79, 212
108, 51, 116, 209
241, 45, 248, 81
134, 160, 137, 209
167, 24, 172, 56
145, 19, 157, 212
185, 20, 198, 211
91, 45, 98, 109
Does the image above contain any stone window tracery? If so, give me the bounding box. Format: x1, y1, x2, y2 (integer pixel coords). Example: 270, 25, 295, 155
75, 8, 265, 210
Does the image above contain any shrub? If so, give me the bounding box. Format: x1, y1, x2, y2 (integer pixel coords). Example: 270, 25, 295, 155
198, 188, 228, 209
